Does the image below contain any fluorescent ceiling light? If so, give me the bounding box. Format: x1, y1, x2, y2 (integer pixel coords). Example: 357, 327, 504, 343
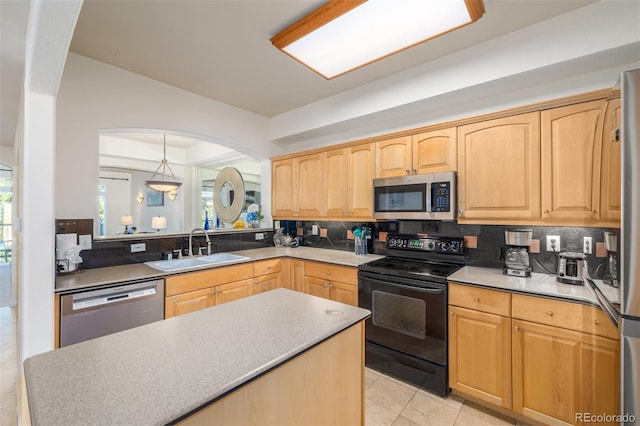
271, 0, 485, 79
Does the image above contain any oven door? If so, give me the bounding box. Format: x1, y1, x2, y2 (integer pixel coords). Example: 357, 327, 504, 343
358, 271, 447, 365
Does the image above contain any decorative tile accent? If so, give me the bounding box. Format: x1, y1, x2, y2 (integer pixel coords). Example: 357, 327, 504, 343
464, 236, 478, 249
319, 228, 328, 238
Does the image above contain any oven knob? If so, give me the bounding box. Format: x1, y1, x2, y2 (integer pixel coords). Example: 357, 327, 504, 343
426, 241, 435, 250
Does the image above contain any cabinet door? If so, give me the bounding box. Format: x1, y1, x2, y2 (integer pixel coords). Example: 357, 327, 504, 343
324, 148, 349, 217
347, 143, 375, 218
412, 127, 457, 173
376, 136, 413, 177
297, 153, 325, 217
254, 273, 280, 294
512, 319, 620, 426
215, 279, 253, 305
165, 288, 214, 319
272, 158, 297, 217
599, 97, 622, 223
330, 280, 357, 306
305, 276, 331, 300
290, 259, 305, 293
449, 306, 511, 409
541, 100, 605, 221
457, 113, 541, 220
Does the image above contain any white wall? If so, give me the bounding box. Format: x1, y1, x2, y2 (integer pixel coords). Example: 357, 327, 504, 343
56, 53, 277, 234
269, 0, 640, 151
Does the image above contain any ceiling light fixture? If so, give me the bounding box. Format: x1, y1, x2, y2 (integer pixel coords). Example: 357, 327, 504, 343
271, 0, 485, 79
145, 135, 182, 192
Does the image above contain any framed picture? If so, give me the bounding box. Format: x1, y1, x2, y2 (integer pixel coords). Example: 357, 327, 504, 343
147, 189, 164, 207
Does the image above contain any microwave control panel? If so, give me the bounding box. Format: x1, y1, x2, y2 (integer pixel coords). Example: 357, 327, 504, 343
431, 182, 451, 212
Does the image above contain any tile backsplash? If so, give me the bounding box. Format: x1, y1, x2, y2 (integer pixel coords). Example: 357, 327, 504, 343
73, 219, 619, 281
287, 220, 618, 279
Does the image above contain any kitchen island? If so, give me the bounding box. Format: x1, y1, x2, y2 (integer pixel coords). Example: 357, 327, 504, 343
24, 289, 370, 425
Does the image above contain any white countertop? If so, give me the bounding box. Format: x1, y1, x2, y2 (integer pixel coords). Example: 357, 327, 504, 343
25, 289, 370, 425
449, 266, 621, 306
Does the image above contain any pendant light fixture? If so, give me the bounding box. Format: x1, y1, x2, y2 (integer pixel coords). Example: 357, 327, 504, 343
145, 135, 182, 192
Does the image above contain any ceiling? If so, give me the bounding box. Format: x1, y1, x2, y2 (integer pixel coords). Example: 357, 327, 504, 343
1, 0, 598, 152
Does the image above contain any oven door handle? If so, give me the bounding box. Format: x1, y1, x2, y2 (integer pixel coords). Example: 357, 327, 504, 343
389, 283, 445, 295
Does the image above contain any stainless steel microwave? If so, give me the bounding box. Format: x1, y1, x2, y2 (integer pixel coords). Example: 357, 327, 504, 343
372, 171, 457, 220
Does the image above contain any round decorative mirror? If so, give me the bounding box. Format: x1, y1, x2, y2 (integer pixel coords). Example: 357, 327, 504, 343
213, 167, 245, 224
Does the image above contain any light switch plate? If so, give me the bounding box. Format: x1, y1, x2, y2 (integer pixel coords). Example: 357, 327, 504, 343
79, 234, 92, 250
131, 243, 146, 253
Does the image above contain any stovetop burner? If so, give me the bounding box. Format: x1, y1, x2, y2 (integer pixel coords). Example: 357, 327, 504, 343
359, 257, 461, 283
358, 234, 466, 283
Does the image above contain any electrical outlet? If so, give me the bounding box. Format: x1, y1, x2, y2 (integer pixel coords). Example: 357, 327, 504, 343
546, 235, 560, 252
130, 243, 146, 253
255, 233, 264, 240
583, 236, 593, 254
312, 225, 319, 235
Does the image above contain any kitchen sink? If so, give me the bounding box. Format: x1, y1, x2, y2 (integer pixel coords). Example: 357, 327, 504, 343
198, 253, 250, 264
145, 253, 250, 272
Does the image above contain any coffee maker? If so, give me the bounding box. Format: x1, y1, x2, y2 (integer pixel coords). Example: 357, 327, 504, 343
500, 229, 532, 278
603, 231, 618, 287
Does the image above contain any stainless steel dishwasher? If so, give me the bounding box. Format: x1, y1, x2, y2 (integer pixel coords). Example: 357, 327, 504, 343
60, 280, 164, 347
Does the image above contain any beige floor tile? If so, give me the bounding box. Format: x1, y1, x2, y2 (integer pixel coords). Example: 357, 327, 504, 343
392, 415, 422, 426
367, 375, 418, 415
454, 401, 516, 426
400, 390, 462, 426
366, 397, 402, 426
365, 367, 382, 389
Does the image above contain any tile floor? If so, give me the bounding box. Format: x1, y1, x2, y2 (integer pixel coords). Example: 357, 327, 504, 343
1, 306, 526, 426
364, 367, 529, 426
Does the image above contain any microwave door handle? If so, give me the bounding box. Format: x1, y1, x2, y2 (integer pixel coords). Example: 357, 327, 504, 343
426, 181, 433, 213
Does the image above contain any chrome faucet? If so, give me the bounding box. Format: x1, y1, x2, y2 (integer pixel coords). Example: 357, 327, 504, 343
189, 228, 211, 256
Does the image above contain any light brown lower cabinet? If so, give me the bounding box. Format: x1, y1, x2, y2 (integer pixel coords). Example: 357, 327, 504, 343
164, 263, 254, 319
448, 283, 620, 426
449, 305, 512, 409
512, 319, 620, 426
253, 258, 282, 294
165, 279, 254, 318
303, 261, 358, 306
290, 259, 305, 293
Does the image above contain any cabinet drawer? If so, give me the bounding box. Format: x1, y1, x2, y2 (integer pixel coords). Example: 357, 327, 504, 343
254, 258, 281, 276
165, 263, 253, 296
305, 261, 357, 284
449, 283, 511, 316
512, 294, 619, 340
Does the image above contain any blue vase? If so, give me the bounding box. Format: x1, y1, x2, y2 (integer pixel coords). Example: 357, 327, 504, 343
204, 211, 210, 230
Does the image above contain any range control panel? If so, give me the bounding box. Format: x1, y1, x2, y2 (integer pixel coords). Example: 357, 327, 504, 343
385, 234, 464, 254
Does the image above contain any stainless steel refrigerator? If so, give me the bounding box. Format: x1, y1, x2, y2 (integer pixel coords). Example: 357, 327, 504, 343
621, 68, 640, 424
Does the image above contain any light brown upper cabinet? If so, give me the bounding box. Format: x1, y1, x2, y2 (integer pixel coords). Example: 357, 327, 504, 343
541, 100, 606, 222
599, 97, 622, 224
457, 112, 541, 221
272, 153, 325, 218
376, 136, 413, 177
375, 129, 457, 178
325, 143, 376, 218
412, 127, 458, 174
272, 158, 296, 217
